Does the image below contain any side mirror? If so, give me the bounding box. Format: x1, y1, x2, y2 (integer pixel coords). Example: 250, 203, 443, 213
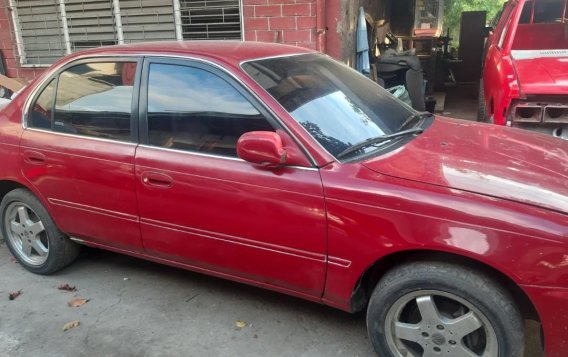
237, 131, 287, 166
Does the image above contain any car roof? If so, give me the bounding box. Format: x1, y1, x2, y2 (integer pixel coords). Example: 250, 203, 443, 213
65, 40, 315, 68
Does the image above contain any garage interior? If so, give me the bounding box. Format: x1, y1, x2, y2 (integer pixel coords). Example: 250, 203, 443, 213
1, 0, 489, 122
336, 0, 488, 120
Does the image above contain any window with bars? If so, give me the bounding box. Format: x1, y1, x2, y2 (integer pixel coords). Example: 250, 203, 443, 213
12, 0, 67, 65
120, 0, 177, 43
65, 0, 117, 52
180, 0, 241, 40
9, 0, 242, 66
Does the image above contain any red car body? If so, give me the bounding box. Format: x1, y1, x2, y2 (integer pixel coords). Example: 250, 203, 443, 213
482, 0, 568, 140
1, 41, 568, 355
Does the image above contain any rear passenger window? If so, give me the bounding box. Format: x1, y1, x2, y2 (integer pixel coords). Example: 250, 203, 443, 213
54, 62, 137, 141
146, 63, 274, 157
29, 79, 56, 129
519, 1, 533, 24
534, 0, 563, 23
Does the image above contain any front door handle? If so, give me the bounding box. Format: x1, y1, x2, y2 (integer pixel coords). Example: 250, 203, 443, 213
141, 171, 173, 189
23, 150, 46, 165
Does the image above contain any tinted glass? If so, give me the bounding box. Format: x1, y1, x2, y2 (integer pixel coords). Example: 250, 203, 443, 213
520, 1, 533, 23
242, 54, 413, 157
29, 79, 56, 129
54, 62, 136, 141
495, 3, 514, 48
147, 63, 273, 157
534, 0, 563, 22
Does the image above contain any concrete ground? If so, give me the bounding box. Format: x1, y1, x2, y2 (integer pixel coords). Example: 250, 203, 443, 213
0, 238, 544, 357
0, 241, 375, 357
437, 82, 480, 121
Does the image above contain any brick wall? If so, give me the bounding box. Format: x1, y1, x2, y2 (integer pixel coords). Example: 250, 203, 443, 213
0, 2, 44, 81
243, 0, 318, 50
0, 0, 321, 83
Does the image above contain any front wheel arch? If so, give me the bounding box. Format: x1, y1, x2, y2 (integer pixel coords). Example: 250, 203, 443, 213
351, 250, 541, 325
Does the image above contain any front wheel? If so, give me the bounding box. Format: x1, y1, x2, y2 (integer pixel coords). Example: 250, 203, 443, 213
367, 262, 524, 357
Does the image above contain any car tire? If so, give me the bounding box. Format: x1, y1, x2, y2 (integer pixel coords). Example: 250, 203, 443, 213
477, 79, 488, 122
1, 188, 80, 274
366, 261, 524, 357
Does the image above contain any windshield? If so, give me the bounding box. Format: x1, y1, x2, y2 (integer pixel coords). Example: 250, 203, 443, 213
242, 54, 415, 157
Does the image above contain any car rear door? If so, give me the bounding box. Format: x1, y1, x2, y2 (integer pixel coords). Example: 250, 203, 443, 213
20, 58, 144, 251
134, 58, 327, 296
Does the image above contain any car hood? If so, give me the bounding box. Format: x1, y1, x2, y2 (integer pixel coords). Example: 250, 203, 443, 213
362, 117, 568, 214
511, 51, 568, 95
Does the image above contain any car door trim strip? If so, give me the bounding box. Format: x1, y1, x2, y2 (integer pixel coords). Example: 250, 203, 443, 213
140, 217, 327, 263
49, 198, 138, 222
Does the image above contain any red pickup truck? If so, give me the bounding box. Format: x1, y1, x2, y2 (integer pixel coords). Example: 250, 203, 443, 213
479, 0, 568, 140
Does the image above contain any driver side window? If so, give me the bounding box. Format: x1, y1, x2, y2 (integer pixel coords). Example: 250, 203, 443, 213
146, 63, 274, 157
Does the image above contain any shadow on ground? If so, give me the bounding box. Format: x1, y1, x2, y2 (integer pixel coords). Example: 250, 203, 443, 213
0, 244, 372, 357
0, 242, 544, 357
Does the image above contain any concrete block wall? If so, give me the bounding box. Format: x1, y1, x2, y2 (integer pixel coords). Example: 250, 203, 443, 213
243, 0, 318, 50
0, 2, 44, 81
0, 0, 322, 82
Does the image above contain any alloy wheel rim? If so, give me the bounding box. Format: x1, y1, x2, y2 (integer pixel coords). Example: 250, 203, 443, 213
384, 290, 498, 357
4, 202, 49, 266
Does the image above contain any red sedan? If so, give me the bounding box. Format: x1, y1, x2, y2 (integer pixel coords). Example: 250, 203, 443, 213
1, 41, 567, 357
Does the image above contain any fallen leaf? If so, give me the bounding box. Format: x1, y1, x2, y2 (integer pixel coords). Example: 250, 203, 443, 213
8, 289, 22, 301
235, 320, 247, 329
58, 284, 76, 292
68, 298, 89, 308
10, 256, 19, 264
62, 320, 80, 331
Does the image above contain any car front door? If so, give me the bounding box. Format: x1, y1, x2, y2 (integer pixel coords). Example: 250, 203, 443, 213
135, 58, 327, 296
20, 58, 143, 251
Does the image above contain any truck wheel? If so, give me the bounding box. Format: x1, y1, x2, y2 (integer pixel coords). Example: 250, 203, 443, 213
1, 189, 80, 274
477, 79, 488, 122
367, 261, 524, 357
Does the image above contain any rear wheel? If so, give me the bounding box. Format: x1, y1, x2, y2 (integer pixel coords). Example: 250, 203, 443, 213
1, 189, 80, 274
367, 262, 524, 357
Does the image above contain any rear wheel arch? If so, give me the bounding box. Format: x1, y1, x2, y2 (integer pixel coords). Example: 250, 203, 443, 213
0, 180, 57, 227
351, 250, 541, 325
0, 179, 49, 208
1, 187, 80, 274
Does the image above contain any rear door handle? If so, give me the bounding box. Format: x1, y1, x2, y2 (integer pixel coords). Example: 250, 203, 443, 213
23, 150, 46, 165
141, 171, 173, 189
